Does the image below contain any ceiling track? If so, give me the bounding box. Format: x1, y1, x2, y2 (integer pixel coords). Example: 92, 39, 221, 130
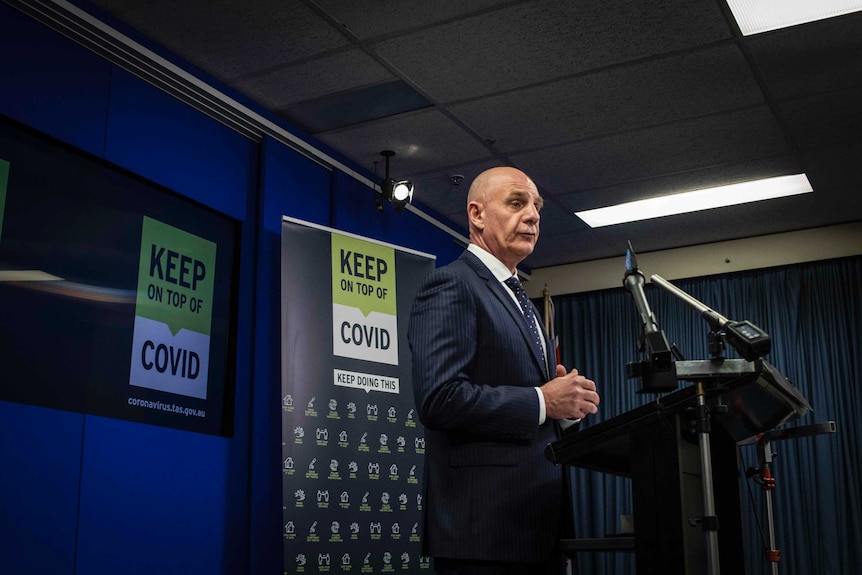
4, 0, 370, 176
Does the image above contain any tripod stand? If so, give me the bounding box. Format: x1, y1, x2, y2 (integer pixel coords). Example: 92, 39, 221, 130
742, 422, 837, 575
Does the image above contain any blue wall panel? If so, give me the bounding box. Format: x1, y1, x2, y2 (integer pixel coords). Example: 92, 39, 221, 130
75, 416, 231, 575
0, 401, 84, 575
248, 137, 334, 573
0, 3, 110, 156
104, 69, 252, 221
261, 137, 332, 231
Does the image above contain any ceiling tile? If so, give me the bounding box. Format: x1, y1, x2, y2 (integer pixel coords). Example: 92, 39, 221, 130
745, 11, 862, 99
315, 109, 494, 175
313, 0, 512, 39
778, 87, 862, 151
280, 80, 433, 133
450, 43, 763, 152
233, 48, 394, 109
91, 0, 350, 81
372, 0, 732, 102
511, 107, 789, 193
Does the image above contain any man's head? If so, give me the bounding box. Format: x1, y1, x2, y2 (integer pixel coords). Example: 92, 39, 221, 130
467, 167, 543, 272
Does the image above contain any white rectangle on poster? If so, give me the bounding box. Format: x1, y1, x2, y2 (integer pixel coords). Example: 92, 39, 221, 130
333, 368, 400, 394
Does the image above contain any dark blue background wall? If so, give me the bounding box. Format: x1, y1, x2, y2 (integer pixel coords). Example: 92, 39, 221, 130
0, 3, 463, 574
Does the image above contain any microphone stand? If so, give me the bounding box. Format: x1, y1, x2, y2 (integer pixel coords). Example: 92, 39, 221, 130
622, 243, 677, 393
691, 380, 721, 575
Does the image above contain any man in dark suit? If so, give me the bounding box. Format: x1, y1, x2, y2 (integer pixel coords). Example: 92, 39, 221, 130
407, 167, 601, 574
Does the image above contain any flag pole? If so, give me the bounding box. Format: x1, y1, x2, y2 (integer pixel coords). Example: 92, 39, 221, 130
543, 284, 551, 334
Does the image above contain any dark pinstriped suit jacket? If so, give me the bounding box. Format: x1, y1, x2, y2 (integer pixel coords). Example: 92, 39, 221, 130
407, 250, 566, 563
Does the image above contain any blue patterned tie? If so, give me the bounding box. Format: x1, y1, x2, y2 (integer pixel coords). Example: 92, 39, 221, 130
504, 276, 545, 362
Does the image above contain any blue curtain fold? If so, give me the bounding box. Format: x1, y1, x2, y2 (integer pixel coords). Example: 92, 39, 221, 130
553, 255, 861, 575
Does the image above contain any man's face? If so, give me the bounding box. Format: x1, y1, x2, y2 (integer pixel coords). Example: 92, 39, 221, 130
469, 169, 543, 271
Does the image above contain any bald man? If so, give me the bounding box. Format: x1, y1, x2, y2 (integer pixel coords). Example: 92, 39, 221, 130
408, 167, 600, 575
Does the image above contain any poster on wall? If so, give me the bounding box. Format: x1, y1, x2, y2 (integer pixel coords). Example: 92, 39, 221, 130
281, 216, 435, 574
0, 117, 238, 436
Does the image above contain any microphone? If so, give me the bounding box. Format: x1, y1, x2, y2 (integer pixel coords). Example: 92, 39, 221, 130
623, 242, 677, 393
623, 242, 659, 334
650, 274, 771, 362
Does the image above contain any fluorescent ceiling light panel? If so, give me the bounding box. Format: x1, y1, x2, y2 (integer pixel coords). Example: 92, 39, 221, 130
575, 174, 813, 228
726, 0, 862, 35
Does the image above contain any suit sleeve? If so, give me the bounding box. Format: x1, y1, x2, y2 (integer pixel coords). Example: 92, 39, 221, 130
407, 266, 540, 440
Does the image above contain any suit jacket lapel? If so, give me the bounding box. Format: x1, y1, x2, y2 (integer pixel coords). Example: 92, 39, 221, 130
460, 252, 550, 380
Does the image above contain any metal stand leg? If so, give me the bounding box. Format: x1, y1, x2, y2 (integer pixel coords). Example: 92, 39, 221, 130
744, 421, 837, 575
695, 382, 721, 575
757, 441, 781, 575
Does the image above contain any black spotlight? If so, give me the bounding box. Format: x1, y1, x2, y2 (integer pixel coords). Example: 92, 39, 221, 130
378, 150, 414, 212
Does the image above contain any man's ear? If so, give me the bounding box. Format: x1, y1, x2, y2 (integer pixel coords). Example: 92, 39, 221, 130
467, 201, 484, 230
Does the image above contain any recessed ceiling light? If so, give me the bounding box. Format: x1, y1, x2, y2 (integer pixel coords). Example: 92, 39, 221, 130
574, 174, 813, 228
727, 0, 862, 36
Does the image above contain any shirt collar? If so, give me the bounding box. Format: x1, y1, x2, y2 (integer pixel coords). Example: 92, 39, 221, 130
467, 243, 516, 283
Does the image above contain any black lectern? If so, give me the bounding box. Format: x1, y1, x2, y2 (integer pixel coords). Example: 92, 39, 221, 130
548, 249, 812, 574
547, 359, 810, 574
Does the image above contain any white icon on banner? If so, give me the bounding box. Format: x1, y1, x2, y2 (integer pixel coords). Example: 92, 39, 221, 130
379, 433, 388, 446
330, 459, 339, 472
412, 522, 419, 535
391, 522, 400, 535
397, 436, 406, 448
309, 521, 318, 534
341, 553, 351, 566
283, 457, 294, 470
360, 432, 368, 445
370, 522, 382, 534
329, 399, 338, 411
294, 489, 305, 502
409, 465, 417, 477
350, 522, 360, 534
330, 521, 340, 534
339, 430, 348, 442
399, 493, 408, 506
307, 397, 316, 409
362, 492, 369, 504
383, 551, 392, 565
308, 458, 317, 471
389, 463, 398, 476
293, 427, 304, 439
340, 491, 349, 504
381, 492, 390, 505
347, 402, 357, 414
415, 437, 425, 449
317, 490, 329, 503
284, 522, 295, 534
388, 406, 397, 418
367, 403, 378, 416
296, 554, 306, 567
368, 462, 380, 474
282, 395, 293, 407
348, 461, 358, 473
363, 553, 371, 565
318, 553, 330, 566
316, 427, 328, 441
407, 408, 415, 420
401, 552, 410, 564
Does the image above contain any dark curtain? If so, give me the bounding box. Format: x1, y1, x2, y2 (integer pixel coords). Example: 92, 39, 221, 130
551, 255, 861, 575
